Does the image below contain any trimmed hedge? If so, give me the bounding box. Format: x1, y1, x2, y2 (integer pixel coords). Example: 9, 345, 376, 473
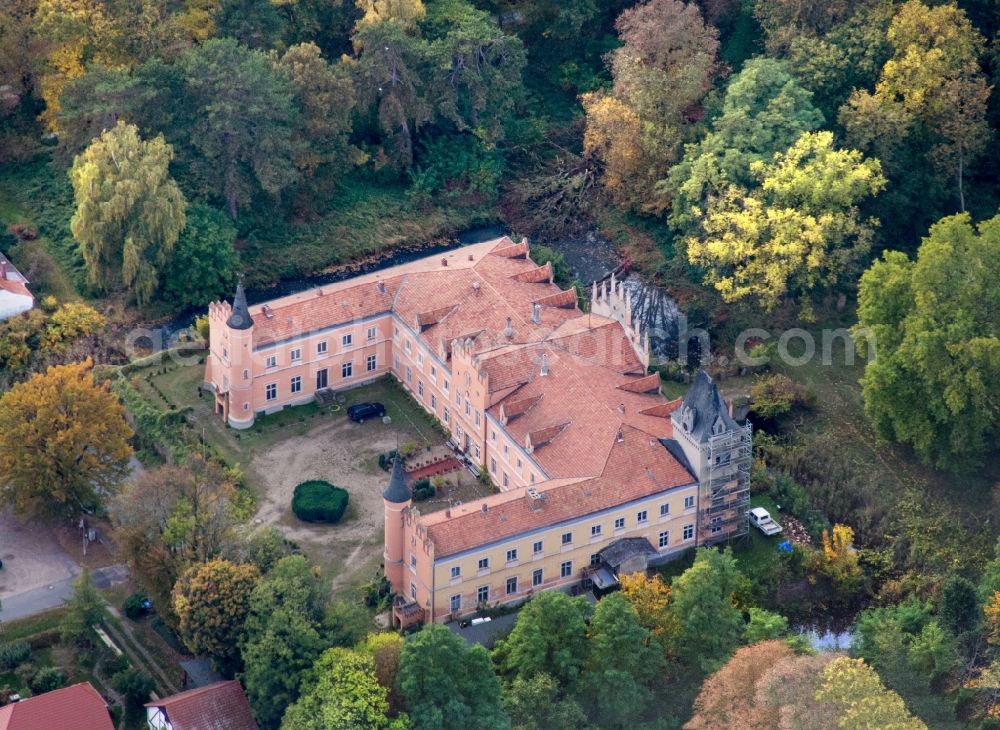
292, 481, 349, 523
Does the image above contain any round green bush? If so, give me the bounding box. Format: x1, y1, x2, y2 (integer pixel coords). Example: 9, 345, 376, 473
30, 667, 67, 694
292, 481, 349, 523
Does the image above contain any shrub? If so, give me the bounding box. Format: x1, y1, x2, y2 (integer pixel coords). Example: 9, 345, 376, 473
122, 593, 148, 620
378, 450, 398, 471
29, 667, 67, 694
750, 374, 813, 419
412, 477, 435, 502
0, 642, 32, 671
400, 442, 420, 458
102, 652, 129, 677
291, 481, 349, 523
111, 667, 155, 707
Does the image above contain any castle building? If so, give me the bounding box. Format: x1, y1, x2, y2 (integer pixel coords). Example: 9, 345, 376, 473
204, 237, 750, 624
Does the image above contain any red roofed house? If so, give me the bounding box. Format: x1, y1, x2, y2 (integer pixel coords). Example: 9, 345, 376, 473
0, 682, 113, 730
0, 252, 33, 322
204, 238, 752, 626
145, 680, 257, 730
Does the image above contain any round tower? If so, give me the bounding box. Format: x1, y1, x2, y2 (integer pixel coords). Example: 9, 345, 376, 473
382, 456, 411, 592
225, 282, 255, 429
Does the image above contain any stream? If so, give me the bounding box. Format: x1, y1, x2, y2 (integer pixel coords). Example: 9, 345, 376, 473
147, 225, 680, 358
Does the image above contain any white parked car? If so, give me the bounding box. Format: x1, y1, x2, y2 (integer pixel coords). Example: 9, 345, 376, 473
750, 507, 783, 536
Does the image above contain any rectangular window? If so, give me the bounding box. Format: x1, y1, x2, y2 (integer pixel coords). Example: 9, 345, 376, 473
342, 333, 353, 347
443, 406, 450, 423
502, 472, 509, 488
443, 379, 449, 393
342, 362, 353, 378
464, 400, 470, 417
317, 341, 327, 354
316, 369, 327, 390
560, 561, 572, 578
393, 355, 400, 369
683, 524, 695, 540
417, 353, 423, 366
477, 586, 489, 603
530, 473, 535, 484
367, 354, 377, 372
506, 577, 518, 595
367, 326, 377, 341
266, 383, 277, 401
410, 554, 417, 569
450, 594, 461, 612
660, 503, 670, 517
532, 568, 543, 587
478, 557, 489, 571
418, 381, 424, 397
405, 339, 411, 353
614, 517, 625, 530
659, 531, 669, 548
561, 532, 572, 545
243, 369, 249, 380
475, 410, 481, 426
290, 376, 301, 394
532, 540, 543, 555
474, 444, 481, 459
506, 549, 518, 562
223, 347, 228, 360
637, 510, 648, 524
710, 516, 723, 534
394, 326, 399, 341
411, 583, 416, 600
290, 348, 301, 362
591, 524, 602, 537
590, 553, 600, 566
266, 355, 277, 369
455, 391, 461, 405
406, 366, 412, 383
516, 458, 522, 470
503, 443, 509, 455
490, 430, 496, 442
431, 394, 437, 410
684, 495, 695, 509
430, 366, 436, 382
490, 458, 497, 474
451, 566, 461, 579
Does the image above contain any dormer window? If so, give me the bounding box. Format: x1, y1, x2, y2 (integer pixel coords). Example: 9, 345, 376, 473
681, 406, 694, 433
712, 415, 726, 435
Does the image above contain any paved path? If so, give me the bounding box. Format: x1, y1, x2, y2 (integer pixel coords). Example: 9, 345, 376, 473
0, 564, 130, 622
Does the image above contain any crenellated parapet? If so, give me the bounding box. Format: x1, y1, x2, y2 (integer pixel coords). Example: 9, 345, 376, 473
591, 273, 650, 368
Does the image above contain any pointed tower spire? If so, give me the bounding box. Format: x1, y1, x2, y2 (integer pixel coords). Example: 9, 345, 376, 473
383, 456, 411, 503
226, 280, 253, 330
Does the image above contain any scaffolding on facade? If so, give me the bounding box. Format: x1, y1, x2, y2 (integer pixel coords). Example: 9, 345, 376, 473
702, 420, 752, 545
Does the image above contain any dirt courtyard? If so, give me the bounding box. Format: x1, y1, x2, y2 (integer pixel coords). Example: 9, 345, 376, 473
0, 509, 79, 599
251, 417, 398, 583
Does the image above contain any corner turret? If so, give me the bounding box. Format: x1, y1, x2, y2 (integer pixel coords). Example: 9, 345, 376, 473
226, 281, 253, 330
382, 457, 411, 592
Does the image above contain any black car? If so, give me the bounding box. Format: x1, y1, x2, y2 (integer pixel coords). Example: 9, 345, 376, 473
347, 402, 386, 423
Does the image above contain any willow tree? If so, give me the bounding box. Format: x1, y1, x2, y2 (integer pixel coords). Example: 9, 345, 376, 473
70, 121, 186, 304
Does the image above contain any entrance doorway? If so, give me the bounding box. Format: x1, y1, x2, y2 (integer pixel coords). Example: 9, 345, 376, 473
316, 368, 328, 390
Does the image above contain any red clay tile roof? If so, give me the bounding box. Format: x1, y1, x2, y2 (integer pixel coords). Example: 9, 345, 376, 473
0, 682, 112, 730
145, 680, 257, 730
423, 424, 696, 557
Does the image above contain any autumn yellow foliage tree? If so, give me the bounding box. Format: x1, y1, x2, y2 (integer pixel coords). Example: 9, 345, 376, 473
619, 571, 675, 654
815, 523, 863, 593
0, 359, 132, 519
172, 559, 261, 672
984, 592, 1000, 646
816, 657, 927, 729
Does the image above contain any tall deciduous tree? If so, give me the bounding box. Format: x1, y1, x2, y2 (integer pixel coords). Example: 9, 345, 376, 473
158, 203, 239, 310
70, 121, 186, 304
500, 673, 587, 730
618, 571, 675, 654
687, 130, 884, 311
583, 0, 721, 214
0, 360, 132, 520
179, 38, 300, 219
666, 58, 824, 239
841, 0, 990, 213
240, 556, 327, 728
172, 559, 260, 673
670, 547, 745, 672
816, 657, 928, 729
579, 592, 665, 727
281, 647, 403, 730
398, 623, 508, 730
494, 590, 589, 688
855, 213, 1000, 468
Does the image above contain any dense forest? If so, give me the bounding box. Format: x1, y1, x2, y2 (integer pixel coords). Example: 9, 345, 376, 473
1, 0, 1000, 727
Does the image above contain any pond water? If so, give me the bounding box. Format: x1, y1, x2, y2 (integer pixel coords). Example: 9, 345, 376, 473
147, 224, 679, 357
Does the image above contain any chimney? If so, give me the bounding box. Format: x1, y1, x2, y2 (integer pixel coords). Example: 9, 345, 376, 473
618, 402, 625, 414
532, 303, 541, 324
504, 317, 514, 338
442, 257, 448, 267
526, 488, 545, 511
472, 281, 481, 292
377, 280, 386, 294
0, 259, 7, 279
540, 354, 549, 376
